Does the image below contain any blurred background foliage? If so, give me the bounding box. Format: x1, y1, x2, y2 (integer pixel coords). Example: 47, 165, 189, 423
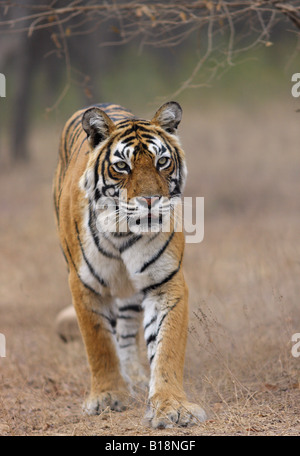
0, 1, 299, 161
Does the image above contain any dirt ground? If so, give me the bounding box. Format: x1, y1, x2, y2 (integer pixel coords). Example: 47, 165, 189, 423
0, 101, 300, 436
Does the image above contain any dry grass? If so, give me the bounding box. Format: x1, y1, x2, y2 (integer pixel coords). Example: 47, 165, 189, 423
0, 100, 300, 435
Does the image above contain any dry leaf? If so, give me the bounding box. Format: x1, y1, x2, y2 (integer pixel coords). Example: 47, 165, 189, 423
135, 7, 143, 18
263, 383, 278, 391
51, 33, 61, 49
111, 25, 120, 34
206, 1, 214, 11
84, 88, 93, 100
179, 12, 187, 22
136, 5, 155, 20
213, 402, 223, 412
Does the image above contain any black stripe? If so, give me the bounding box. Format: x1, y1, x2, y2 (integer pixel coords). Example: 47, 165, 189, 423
91, 308, 116, 330
174, 146, 183, 190
68, 119, 82, 150
88, 204, 120, 259
133, 124, 152, 133
121, 135, 136, 144
119, 342, 136, 349
146, 332, 156, 346
144, 315, 157, 331
68, 125, 83, 155
64, 239, 102, 296
110, 318, 117, 329
118, 127, 136, 139
139, 231, 175, 273
91, 307, 114, 321
116, 120, 132, 127
75, 221, 108, 287
66, 136, 88, 174
120, 333, 137, 339
136, 121, 151, 126
56, 136, 88, 219
142, 255, 183, 295
94, 152, 101, 190
119, 234, 142, 253
157, 299, 180, 334
73, 136, 88, 163
140, 133, 156, 142
53, 185, 59, 225
94, 188, 101, 201
111, 230, 131, 238
117, 315, 135, 320
59, 244, 69, 268
64, 112, 83, 163
102, 140, 115, 189
147, 232, 161, 243
118, 304, 142, 313
146, 299, 180, 365
58, 134, 86, 189
122, 140, 135, 147
156, 312, 168, 334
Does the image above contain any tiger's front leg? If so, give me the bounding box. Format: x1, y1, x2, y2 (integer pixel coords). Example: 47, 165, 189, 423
143, 271, 206, 428
116, 294, 148, 392
68, 271, 130, 414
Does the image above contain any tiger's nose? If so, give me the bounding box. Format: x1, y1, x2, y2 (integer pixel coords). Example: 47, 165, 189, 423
137, 196, 160, 208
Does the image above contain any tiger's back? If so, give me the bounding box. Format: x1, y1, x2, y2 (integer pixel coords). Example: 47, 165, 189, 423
53, 101, 206, 428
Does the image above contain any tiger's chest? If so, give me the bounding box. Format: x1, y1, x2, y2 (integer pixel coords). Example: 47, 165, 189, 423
77, 217, 178, 300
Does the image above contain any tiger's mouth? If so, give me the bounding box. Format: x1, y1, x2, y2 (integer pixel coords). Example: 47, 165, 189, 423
134, 212, 163, 228
94, 194, 181, 235
124, 196, 175, 234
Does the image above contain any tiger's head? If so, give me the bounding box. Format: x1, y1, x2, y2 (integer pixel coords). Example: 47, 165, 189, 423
80, 102, 187, 235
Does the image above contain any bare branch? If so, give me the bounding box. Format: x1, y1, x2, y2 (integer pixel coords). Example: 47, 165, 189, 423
0, 0, 299, 107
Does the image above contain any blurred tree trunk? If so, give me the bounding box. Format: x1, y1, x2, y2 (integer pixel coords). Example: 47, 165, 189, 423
10, 33, 39, 161
8, 20, 104, 162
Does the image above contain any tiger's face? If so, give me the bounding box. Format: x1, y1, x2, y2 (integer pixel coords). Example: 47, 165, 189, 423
80, 102, 187, 234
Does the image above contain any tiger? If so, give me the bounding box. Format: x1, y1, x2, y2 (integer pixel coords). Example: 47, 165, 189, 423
53, 101, 206, 428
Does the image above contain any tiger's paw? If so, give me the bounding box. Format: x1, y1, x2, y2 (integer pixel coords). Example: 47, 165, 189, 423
83, 390, 130, 415
145, 397, 207, 429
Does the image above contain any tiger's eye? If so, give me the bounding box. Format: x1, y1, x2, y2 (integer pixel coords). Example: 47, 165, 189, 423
115, 161, 127, 170
157, 157, 168, 166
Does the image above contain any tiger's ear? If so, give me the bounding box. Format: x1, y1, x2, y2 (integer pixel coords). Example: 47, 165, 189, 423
152, 101, 182, 134
82, 107, 115, 149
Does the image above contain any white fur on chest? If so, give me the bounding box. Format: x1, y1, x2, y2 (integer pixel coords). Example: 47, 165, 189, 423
78, 213, 177, 299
